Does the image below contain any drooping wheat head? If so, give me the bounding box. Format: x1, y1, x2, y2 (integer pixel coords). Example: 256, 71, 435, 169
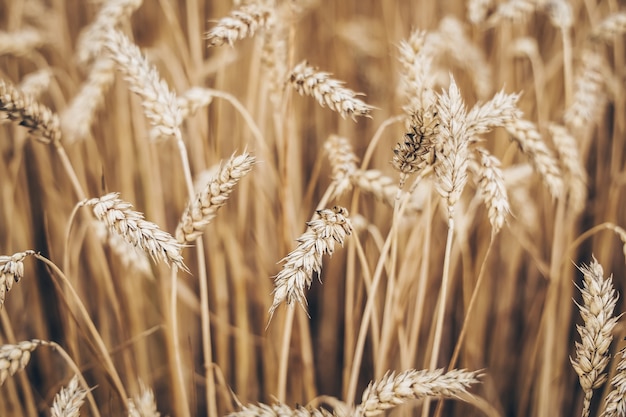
0, 250, 35, 309
0, 339, 44, 386
205, 4, 272, 47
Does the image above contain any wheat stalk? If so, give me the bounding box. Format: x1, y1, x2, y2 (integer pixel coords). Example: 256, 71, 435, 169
205, 4, 272, 47
176, 152, 255, 244
269, 206, 353, 319
50, 376, 88, 417
289, 60, 374, 120
571, 257, 619, 417
0, 250, 35, 309
0, 339, 43, 385
355, 368, 482, 417
0, 78, 62, 144
80, 193, 186, 271
104, 30, 182, 141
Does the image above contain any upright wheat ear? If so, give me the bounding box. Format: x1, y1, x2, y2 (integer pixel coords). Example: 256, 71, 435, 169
50, 376, 88, 417
269, 206, 353, 320
128, 382, 161, 417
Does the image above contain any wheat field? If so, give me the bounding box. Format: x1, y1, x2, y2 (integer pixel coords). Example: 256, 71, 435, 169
1, 0, 625, 416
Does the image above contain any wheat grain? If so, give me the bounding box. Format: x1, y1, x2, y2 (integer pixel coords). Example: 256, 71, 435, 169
355, 368, 482, 417
104, 30, 182, 141
227, 402, 336, 417
466, 89, 521, 136
602, 346, 626, 417
50, 376, 88, 417
572, 257, 619, 417
434, 77, 470, 217
564, 49, 606, 133
62, 58, 116, 143
269, 206, 353, 319
324, 135, 359, 197
547, 123, 587, 212
591, 12, 626, 42
81, 193, 186, 271
0, 339, 43, 385
76, 0, 143, 67
176, 152, 255, 244
205, 4, 272, 47
18, 69, 53, 99
503, 118, 563, 199
128, 382, 160, 417
0, 28, 45, 57
472, 147, 509, 234
0, 78, 62, 144
289, 60, 374, 120
0, 250, 35, 309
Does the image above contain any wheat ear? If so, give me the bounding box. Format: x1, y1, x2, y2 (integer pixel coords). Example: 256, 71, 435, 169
177, 87, 214, 119
128, 382, 161, 417
0, 28, 45, 56
80, 193, 186, 271
601, 346, 626, 417
227, 403, 336, 417
104, 30, 182, 141
0, 339, 43, 385
289, 60, 374, 120
0, 250, 35, 309
269, 206, 353, 319
571, 257, 619, 417
324, 134, 359, 197
0, 78, 62, 144
50, 375, 88, 417
564, 49, 606, 133
176, 152, 255, 244
472, 148, 510, 234
591, 12, 626, 42
18, 69, 53, 99
547, 123, 587, 212
205, 4, 272, 47
76, 0, 143, 67
355, 368, 482, 417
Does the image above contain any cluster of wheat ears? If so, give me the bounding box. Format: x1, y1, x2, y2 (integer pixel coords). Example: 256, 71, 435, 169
0, 0, 626, 416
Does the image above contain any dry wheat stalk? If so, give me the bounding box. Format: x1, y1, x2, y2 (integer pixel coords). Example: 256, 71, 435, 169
0, 339, 43, 385
50, 376, 88, 417
62, 58, 116, 143
355, 368, 482, 417
177, 87, 214, 119
602, 346, 626, 417
0, 250, 35, 309
176, 152, 255, 244
466, 90, 521, 136
205, 4, 272, 47
289, 60, 374, 120
128, 383, 160, 417
0, 28, 45, 56
18, 69, 53, 99
76, 0, 143, 67
81, 193, 186, 271
227, 403, 336, 417
547, 123, 587, 213
434, 77, 470, 217
324, 135, 359, 197
0, 78, 62, 144
564, 49, 606, 133
591, 12, 626, 42
472, 148, 509, 234
503, 118, 563, 199
104, 30, 182, 141
571, 257, 619, 417
269, 206, 353, 318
